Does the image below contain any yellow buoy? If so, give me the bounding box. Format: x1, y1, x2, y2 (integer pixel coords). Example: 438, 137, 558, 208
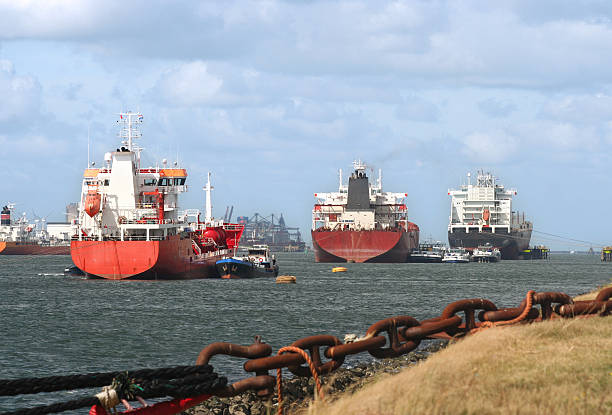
276, 275, 296, 284
332, 267, 348, 272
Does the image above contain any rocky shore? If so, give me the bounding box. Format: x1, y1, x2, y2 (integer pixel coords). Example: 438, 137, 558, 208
186, 341, 448, 415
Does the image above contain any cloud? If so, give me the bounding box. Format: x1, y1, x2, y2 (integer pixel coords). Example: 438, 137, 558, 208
396, 95, 439, 122
462, 130, 519, 163
478, 98, 516, 118
0, 59, 41, 122
3, 2, 612, 89
150, 61, 223, 107
539, 93, 612, 124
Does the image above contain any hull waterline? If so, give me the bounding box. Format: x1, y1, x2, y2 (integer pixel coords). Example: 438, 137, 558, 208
311, 228, 419, 263
448, 228, 532, 260
0, 241, 70, 255
71, 235, 221, 280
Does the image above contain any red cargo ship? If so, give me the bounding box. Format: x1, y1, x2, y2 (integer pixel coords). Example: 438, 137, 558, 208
311, 161, 419, 263
70, 112, 243, 280
0, 241, 69, 255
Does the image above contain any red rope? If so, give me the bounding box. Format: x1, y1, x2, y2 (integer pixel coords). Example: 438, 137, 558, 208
276, 346, 324, 415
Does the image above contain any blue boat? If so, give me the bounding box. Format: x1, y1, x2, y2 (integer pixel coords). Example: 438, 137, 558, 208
216, 245, 279, 279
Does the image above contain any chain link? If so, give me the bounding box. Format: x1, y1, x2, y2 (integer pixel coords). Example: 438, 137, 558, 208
196, 289, 610, 399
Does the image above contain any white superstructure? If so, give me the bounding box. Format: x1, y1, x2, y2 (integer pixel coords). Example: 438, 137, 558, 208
312, 160, 408, 231
76, 112, 188, 242
448, 170, 531, 234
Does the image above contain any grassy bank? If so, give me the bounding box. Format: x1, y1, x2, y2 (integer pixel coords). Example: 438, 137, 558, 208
304, 290, 612, 414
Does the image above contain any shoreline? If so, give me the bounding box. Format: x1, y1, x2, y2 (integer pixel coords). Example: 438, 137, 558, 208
186, 341, 448, 415
187, 282, 611, 415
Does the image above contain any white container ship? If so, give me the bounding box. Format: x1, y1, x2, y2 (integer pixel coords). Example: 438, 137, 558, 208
447, 171, 532, 260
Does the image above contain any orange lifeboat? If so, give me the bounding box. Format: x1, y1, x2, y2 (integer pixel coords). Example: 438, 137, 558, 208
84, 190, 101, 217
482, 208, 490, 222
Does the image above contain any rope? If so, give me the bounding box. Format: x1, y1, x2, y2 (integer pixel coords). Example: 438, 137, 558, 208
0, 367, 227, 415
0, 365, 215, 396
95, 386, 119, 412
474, 290, 535, 332
276, 346, 323, 415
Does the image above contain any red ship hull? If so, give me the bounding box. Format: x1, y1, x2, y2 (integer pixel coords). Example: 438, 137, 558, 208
70, 235, 223, 280
311, 225, 419, 263
0, 241, 70, 255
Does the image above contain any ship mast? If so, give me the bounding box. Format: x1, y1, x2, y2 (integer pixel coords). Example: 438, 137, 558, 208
204, 172, 214, 223
117, 111, 143, 164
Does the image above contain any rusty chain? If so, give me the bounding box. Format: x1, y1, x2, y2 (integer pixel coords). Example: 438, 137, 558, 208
197, 287, 612, 404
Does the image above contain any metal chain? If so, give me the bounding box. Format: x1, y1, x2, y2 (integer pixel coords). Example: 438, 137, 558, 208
199, 287, 612, 401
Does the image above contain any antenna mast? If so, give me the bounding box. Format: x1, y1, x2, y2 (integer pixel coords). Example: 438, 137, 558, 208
204, 172, 214, 223
118, 111, 143, 152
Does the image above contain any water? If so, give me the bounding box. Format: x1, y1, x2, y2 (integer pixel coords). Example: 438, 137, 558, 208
1, 252, 610, 412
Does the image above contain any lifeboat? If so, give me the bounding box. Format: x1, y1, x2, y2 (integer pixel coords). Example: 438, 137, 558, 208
482, 208, 490, 225
85, 191, 102, 217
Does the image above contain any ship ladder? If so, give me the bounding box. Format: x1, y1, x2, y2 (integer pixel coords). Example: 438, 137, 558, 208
192, 240, 202, 256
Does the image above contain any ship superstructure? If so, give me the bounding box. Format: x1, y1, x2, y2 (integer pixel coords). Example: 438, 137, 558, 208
71, 112, 243, 279
447, 171, 532, 259
311, 160, 419, 262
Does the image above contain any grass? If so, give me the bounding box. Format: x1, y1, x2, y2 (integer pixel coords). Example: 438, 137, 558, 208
574, 280, 612, 301
301, 288, 612, 415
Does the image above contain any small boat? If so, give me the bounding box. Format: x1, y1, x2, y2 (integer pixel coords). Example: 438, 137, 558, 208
216, 244, 279, 279
276, 275, 296, 284
409, 242, 446, 263
332, 267, 347, 272
63, 265, 85, 276
472, 244, 501, 263
442, 248, 470, 263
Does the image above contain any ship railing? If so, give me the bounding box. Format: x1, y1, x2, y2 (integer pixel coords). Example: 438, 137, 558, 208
71, 235, 169, 241
134, 203, 158, 209
201, 248, 230, 258
223, 224, 245, 230
119, 218, 178, 225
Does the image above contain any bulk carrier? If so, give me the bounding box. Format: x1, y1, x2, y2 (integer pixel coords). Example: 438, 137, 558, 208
311, 161, 419, 263
448, 171, 532, 260
70, 112, 244, 280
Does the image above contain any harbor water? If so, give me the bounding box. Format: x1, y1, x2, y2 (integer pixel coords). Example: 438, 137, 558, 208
1, 252, 610, 412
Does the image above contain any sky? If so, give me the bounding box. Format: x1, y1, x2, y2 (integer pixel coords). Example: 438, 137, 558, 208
1, 0, 612, 250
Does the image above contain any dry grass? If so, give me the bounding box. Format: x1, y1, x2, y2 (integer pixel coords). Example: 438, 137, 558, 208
574, 281, 612, 301
302, 295, 612, 415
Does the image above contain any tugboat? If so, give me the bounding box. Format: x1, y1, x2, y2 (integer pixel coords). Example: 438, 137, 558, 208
471, 244, 501, 263
216, 244, 279, 279
442, 248, 470, 263
409, 242, 446, 263
70, 112, 244, 280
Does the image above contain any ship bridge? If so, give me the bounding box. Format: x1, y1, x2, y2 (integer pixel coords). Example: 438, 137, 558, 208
76, 112, 190, 242
448, 171, 530, 235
